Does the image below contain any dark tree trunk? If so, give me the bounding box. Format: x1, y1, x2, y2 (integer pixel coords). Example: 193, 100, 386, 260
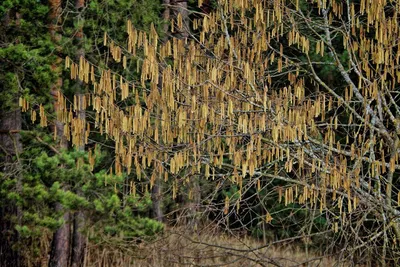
199, 0, 212, 14
0, 8, 23, 266
171, 0, 189, 39
149, 0, 172, 223
71, 208, 85, 267
49, 117, 70, 267
71, 100, 86, 267
152, 182, 164, 222
71, 1, 86, 266
0, 109, 22, 267
49, 203, 71, 267
48, 0, 71, 266
169, 0, 201, 229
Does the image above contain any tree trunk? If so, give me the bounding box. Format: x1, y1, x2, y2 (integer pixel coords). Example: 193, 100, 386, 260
0, 9, 23, 267
49, 203, 71, 267
150, 0, 172, 223
71, 103, 86, 267
152, 182, 164, 222
71, 207, 85, 267
0, 110, 22, 267
71, 1, 86, 266
48, 94, 71, 267
48, 1, 71, 266
171, 0, 189, 39
170, 0, 201, 229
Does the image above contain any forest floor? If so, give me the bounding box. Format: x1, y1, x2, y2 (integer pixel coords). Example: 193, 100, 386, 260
83, 226, 352, 267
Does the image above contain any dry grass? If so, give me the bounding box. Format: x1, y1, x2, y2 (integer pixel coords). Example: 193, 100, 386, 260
83, 226, 344, 267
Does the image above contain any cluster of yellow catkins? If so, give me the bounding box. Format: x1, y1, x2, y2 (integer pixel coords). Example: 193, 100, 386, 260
21, 0, 400, 222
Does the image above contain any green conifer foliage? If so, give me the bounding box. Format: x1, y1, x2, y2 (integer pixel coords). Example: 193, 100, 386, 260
1, 0, 164, 265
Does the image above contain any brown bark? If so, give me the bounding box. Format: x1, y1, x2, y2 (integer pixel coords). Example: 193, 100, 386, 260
152, 183, 164, 222
71, 1, 86, 266
0, 111, 22, 157
49, 91, 70, 267
71, 101, 86, 267
199, 0, 212, 14
48, 1, 71, 266
0, 9, 23, 267
171, 0, 189, 39
0, 110, 22, 267
162, 0, 171, 35
169, 0, 201, 229
48, 91, 71, 267
71, 208, 85, 267
49, 204, 71, 267
150, 0, 172, 223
